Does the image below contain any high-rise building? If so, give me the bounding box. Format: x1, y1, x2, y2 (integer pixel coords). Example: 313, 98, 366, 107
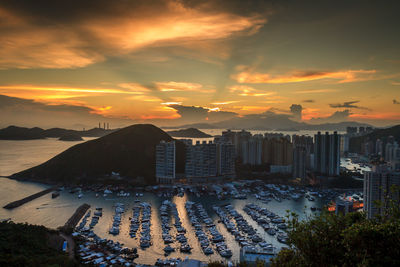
314, 131, 340, 176
262, 137, 293, 166
215, 140, 235, 176
385, 141, 400, 171
156, 141, 176, 184
346, 126, 357, 135
293, 145, 306, 181
292, 135, 313, 169
221, 130, 252, 160
242, 135, 263, 165
185, 141, 217, 178
375, 139, 383, 156
364, 165, 400, 219
340, 135, 350, 156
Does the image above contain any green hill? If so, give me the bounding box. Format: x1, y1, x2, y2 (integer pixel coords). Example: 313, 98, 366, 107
11, 124, 185, 185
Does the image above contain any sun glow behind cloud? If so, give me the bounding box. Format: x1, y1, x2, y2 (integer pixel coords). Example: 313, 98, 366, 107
232, 68, 378, 84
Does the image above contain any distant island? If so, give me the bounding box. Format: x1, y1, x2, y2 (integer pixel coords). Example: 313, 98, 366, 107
58, 133, 83, 141
0, 125, 116, 140
11, 124, 186, 185
167, 128, 212, 138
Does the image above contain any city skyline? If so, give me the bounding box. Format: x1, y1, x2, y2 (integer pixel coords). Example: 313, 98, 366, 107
0, 0, 399, 129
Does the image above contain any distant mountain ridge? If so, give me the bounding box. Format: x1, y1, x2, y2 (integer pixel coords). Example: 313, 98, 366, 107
11, 124, 185, 185
167, 128, 212, 138
0, 125, 116, 140
166, 120, 372, 131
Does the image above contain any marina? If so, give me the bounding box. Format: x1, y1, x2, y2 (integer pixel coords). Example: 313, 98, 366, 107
0, 176, 362, 265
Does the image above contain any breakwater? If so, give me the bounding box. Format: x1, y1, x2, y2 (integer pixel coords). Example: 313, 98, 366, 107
61, 203, 90, 232
3, 187, 56, 209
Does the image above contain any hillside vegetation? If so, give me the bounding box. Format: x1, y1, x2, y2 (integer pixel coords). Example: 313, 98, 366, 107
0, 221, 75, 266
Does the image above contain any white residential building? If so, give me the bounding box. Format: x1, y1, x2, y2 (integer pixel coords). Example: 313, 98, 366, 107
156, 140, 176, 184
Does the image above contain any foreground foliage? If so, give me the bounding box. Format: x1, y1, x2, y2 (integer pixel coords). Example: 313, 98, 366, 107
272, 199, 400, 266
0, 221, 76, 267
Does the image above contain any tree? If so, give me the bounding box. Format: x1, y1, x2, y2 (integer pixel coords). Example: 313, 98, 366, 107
272, 188, 400, 267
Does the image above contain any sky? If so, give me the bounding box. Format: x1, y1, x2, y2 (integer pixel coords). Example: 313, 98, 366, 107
0, 0, 399, 129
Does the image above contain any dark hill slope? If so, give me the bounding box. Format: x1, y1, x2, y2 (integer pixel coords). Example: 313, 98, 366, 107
12, 124, 185, 184
167, 128, 212, 138
349, 125, 400, 152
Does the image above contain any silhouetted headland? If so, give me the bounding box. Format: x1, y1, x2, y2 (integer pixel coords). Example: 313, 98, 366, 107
167, 128, 212, 138
0, 125, 115, 140
11, 124, 185, 185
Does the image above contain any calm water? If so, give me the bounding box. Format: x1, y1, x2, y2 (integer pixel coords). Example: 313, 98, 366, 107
0, 137, 95, 176
0, 137, 326, 264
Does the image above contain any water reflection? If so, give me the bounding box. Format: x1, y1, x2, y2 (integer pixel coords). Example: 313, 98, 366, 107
0, 178, 325, 264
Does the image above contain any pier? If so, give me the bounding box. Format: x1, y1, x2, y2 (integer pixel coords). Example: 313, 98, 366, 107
61, 203, 90, 232
3, 187, 57, 209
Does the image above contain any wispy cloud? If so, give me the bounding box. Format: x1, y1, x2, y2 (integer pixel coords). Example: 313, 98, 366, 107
154, 81, 211, 92
329, 100, 370, 110
294, 89, 338, 94
0, 85, 136, 94
0, 1, 266, 69
229, 85, 275, 97
210, 101, 239, 105
231, 67, 378, 84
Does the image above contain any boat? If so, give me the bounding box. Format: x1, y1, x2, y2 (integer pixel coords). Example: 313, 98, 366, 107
267, 228, 276, 235
51, 192, 60, 198
140, 239, 151, 248
180, 243, 192, 253
219, 249, 233, 258
164, 245, 175, 253
203, 247, 214, 255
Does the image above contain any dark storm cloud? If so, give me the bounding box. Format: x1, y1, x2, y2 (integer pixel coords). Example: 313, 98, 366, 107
310, 109, 352, 124
0, 94, 91, 113
208, 110, 238, 121
0, 0, 169, 23
169, 105, 209, 121
290, 104, 302, 120
393, 99, 400, 105
169, 104, 238, 122
329, 101, 370, 110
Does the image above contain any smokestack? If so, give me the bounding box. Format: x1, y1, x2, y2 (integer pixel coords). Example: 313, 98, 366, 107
103, 122, 106, 129
107, 123, 109, 130
98, 122, 100, 128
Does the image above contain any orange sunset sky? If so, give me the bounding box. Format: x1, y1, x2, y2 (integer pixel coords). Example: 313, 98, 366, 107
0, 0, 399, 129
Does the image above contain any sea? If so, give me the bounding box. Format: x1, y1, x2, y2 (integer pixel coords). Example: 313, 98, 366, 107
0, 129, 360, 264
